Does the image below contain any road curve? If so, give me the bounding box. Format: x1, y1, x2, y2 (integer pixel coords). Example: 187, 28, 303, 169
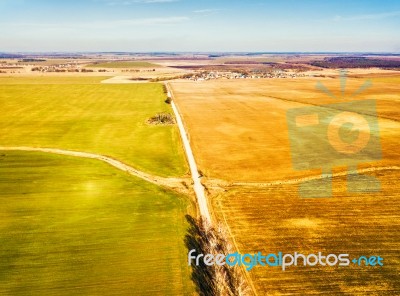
0, 146, 188, 192
166, 83, 212, 222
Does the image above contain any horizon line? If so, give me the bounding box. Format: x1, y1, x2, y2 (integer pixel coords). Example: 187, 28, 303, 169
1, 51, 400, 55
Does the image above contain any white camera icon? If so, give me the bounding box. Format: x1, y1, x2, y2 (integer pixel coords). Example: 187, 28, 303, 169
287, 99, 381, 198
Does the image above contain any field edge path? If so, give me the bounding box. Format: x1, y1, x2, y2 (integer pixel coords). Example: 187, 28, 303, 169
167, 83, 259, 296
166, 83, 211, 222
0, 146, 189, 193
229, 165, 400, 187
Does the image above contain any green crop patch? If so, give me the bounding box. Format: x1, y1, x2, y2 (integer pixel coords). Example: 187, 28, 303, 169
0, 78, 187, 177
0, 151, 194, 295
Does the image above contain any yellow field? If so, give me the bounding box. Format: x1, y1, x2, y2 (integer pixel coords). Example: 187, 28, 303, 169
170, 78, 400, 182
213, 170, 400, 295
171, 77, 400, 295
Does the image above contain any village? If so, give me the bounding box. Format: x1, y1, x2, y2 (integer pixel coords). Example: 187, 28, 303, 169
184, 70, 309, 81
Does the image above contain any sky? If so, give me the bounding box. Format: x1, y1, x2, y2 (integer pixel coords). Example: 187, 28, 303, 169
0, 0, 399, 52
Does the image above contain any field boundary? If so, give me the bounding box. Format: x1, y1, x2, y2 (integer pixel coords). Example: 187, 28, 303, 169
0, 146, 190, 194
166, 82, 211, 222
101, 76, 150, 84
230, 165, 400, 188
265, 95, 400, 123
167, 82, 260, 296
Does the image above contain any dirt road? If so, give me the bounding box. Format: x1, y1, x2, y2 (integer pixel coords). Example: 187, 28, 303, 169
166, 83, 212, 222
0, 146, 189, 193
231, 165, 400, 187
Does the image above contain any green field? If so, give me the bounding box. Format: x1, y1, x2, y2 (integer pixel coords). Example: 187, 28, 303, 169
0, 77, 187, 177
0, 76, 110, 84
88, 61, 160, 68
0, 151, 194, 295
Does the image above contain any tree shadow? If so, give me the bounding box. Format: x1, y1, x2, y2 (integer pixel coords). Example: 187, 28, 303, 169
184, 215, 246, 296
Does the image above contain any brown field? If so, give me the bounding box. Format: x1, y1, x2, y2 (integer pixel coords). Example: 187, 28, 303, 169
170, 78, 400, 182
213, 170, 400, 295
170, 77, 400, 295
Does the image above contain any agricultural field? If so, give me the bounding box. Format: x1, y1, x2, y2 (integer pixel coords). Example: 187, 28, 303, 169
0, 76, 109, 84
1, 65, 399, 295
0, 77, 187, 177
170, 78, 400, 182
88, 61, 160, 68
213, 170, 400, 295
170, 77, 400, 295
0, 151, 194, 295
15, 59, 89, 66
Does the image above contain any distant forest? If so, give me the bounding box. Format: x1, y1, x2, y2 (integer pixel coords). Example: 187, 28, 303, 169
310, 57, 400, 69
